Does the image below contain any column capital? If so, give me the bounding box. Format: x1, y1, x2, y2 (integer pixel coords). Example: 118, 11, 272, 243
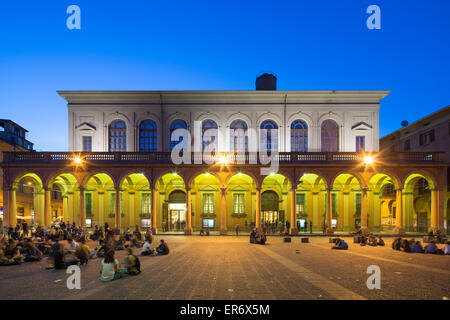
256, 187, 261, 192
79, 186, 85, 192
221, 187, 227, 195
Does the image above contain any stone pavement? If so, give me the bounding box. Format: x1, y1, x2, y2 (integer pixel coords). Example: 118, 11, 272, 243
0, 236, 448, 300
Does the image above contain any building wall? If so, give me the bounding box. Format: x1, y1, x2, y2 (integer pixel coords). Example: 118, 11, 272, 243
62, 91, 387, 153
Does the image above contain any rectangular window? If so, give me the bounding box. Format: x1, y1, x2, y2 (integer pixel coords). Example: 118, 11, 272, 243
332, 193, 337, 217
233, 193, 245, 214
85, 192, 92, 215
110, 192, 124, 214
355, 193, 362, 216
17, 207, 25, 217
141, 193, 151, 215
202, 193, 215, 214
296, 193, 306, 215
18, 183, 24, 193
356, 136, 365, 152
420, 129, 435, 145
82, 136, 92, 152
404, 139, 410, 151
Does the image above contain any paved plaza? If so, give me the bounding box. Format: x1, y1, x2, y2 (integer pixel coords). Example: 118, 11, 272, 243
0, 236, 449, 300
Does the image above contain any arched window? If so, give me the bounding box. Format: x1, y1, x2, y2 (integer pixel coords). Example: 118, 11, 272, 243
291, 120, 308, 152
109, 120, 127, 152
321, 120, 339, 152
139, 120, 157, 152
260, 120, 278, 153
170, 119, 188, 151
202, 120, 218, 152
230, 120, 248, 152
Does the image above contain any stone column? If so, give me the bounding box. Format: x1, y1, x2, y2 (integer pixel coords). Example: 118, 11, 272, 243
151, 188, 158, 234
326, 189, 333, 235
430, 189, 445, 235
79, 187, 85, 228
10, 188, 17, 227
128, 191, 135, 229
361, 188, 370, 234
220, 187, 227, 235
255, 187, 261, 228
44, 187, 51, 227
393, 188, 405, 235
185, 188, 192, 235
98, 191, 104, 226
114, 187, 121, 230
290, 188, 298, 235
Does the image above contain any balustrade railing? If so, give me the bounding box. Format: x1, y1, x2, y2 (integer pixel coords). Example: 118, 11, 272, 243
1, 151, 444, 165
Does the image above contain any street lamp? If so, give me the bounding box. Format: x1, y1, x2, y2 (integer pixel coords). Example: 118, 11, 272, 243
363, 155, 374, 165
73, 157, 82, 165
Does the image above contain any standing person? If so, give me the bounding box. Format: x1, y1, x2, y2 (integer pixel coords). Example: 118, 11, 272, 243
235, 224, 239, 236
309, 221, 313, 234
22, 221, 28, 237
285, 221, 290, 235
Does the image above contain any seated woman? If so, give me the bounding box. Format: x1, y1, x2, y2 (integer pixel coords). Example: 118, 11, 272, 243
130, 235, 142, 248
411, 241, 424, 253
100, 250, 121, 282
444, 241, 450, 255
360, 236, 368, 246
332, 238, 348, 250
123, 248, 141, 275
401, 239, 411, 253
113, 234, 125, 251
156, 240, 170, 255
368, 235, 378, 247
377, 237, 385, 246
0, 246, 23, 265
424, 241, 438, 254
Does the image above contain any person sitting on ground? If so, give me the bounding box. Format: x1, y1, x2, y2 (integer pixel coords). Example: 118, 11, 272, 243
255, 228, 267, 245
401, 239, 411, 253
124, 228, 131, 241
249, 228, 257, 244
100, 250, 120, 282
23, 241, 43, 262
75, 243, 89, 266
156, 240, 170, 255
123, 248, 141, 275
444, 241, 450, 255
392, 237, 402, 251
145, 228, 153, 243
113, 234, 125, 251
133, 226, 142, 241
79, 238, 95, 260
67, 238, 79, 253
424, 241, 438, 254
360, 235, 368, 246
53, 242, 79, 269
368, 235, 378, 247
130, 234, 142, 248
331, 238, 348, 250
141, 239, 154, 256
411, 241, 424, 253
408, 238, 416, 248
377, 236, 385, 246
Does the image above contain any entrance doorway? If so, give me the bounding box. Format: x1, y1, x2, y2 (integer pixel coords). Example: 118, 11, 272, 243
167, 190, 187, 231
261, 191, 280, 233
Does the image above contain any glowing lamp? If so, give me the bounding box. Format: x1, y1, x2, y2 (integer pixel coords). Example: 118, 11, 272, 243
73, 157, 82, 164
363, 155, 374, 165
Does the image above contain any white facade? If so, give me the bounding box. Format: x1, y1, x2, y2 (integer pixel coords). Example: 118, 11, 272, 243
59, 90, 389, 153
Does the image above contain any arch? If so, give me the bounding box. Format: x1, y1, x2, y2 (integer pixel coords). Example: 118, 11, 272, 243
188, 171, 221, 189
230, 119, 248, 153
118, 172, 151, 189
403, 171, 437, 192
330, 171, 365, 189
82, 171, 117, 189
291, 119, 308, 152
46, 171, 81, 190
169, 119, 188, 152
367, 170, 401, 191
321, 119, 339, 152
108, 119, 127, 152
261, 190, 279, 212
139, 119, 157, 152
260, 119, 278, 153
153, 171, 187, 189
296, 170, 329, 189
224, 170, 259, 187
12, 172, 44, 191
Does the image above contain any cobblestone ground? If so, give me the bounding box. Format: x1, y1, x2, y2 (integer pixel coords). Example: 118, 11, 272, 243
0, 236, 449, 300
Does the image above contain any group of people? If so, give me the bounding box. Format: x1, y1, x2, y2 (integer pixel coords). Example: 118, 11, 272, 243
0, 237, 43, 265
250, 228, 267, 244
358, 234, 385, 247
392, 237, 450, 254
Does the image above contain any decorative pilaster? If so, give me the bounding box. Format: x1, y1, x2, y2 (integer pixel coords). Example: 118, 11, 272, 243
79, 187, 85, 227
184, 187, 192, 235
220, 187, 227, 235
393, 188, 405, 235
255, 187, 261, 228
290, 188, 298, 235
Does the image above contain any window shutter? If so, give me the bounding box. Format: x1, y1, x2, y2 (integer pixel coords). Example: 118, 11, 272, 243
430, 129, 435, 142
419, 134, 423, 145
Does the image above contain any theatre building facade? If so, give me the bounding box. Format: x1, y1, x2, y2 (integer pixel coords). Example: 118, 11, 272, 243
1, 76, 448, 235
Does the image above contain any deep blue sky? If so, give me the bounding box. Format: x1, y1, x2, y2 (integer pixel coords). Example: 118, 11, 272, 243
0, 0, 449, 151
